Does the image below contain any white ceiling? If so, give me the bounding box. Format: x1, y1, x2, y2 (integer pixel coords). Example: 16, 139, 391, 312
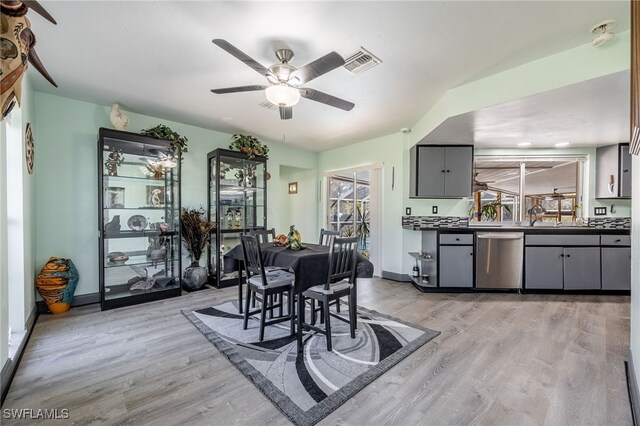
30, 1, 630, 151
420, 70, 630, 148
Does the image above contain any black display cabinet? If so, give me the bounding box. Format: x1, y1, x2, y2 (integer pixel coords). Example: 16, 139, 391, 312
98, 128, 181, 310
207, 148, 267, 288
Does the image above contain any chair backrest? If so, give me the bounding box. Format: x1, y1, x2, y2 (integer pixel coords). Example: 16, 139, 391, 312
319, 228, 340, 245
325, 236, 358, 290
240, 234, 266, 279
251, 228, 276, 244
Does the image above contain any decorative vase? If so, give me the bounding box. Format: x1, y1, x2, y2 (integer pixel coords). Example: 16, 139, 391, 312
182, 261, 208, 290
35, 257, 79, 314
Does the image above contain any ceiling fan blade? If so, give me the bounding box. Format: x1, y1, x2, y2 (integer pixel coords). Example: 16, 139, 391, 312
300, 88, 354, 111
290, 52, 345, 85
212, 39, 274, 78
279, 106, 292, 120
211, 85, 267, 94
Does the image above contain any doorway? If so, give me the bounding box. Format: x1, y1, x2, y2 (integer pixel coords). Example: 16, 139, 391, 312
326, 167, 381, 275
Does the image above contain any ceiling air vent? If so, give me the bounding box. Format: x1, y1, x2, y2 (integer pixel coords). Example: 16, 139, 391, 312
259, 101, 278, 110
343, 47, 382, 75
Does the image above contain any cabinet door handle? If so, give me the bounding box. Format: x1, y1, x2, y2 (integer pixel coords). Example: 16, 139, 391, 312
623, 169, 629, 173
615, 239, 621, 243
470, 252, 473, 256
441, 169, 445, 173
446, 169, 450, 173
566, 254, 571, 258
455, 238, 460, 241
560, 254, 564, 257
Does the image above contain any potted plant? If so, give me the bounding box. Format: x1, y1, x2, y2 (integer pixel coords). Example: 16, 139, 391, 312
141, 124, 188, 160
180, 207, 217, 290
468, 201, 511, 221
229, 134, 269, 158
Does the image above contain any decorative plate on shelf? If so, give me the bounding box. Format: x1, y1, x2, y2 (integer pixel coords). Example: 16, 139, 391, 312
127, 215, 148, 231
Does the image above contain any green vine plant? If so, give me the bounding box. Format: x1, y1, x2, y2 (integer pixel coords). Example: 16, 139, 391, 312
141, 124, 188, 160
229, 134, 269, 158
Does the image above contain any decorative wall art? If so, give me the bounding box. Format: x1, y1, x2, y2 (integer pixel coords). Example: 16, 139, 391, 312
25, 122, 34, 174
0, 1, 57, 119
105, 187, 125, 208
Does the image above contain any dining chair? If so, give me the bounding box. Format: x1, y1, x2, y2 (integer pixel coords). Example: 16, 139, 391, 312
251, 228, 276, 244
298, 236, 358, 352
319, 228, 340, 245
240, 234, 295, 341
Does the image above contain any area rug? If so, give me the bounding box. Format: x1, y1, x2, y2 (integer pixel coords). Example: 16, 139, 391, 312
182, 301, 440, 426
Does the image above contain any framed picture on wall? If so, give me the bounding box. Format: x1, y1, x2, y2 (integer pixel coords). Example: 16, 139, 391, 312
105, 187, 125, 208
146, 185, 165, 207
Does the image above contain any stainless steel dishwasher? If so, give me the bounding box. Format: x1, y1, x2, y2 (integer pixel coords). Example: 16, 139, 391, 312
475, 232, 524, 289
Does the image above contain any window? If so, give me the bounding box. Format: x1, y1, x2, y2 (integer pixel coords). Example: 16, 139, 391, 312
471, 156, 584, 223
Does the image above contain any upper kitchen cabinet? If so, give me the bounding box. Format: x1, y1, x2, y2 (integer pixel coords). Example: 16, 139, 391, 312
410, 145, 473, 198
595, 143, 632, 199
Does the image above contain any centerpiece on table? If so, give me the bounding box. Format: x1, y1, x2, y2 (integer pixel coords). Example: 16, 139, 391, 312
286, 225, 304, 250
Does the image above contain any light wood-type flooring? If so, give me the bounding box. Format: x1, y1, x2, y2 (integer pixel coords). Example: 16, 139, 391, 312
2, 278, 632, 425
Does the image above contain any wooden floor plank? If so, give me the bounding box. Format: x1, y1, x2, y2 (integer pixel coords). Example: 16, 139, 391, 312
1, 278, 632, 425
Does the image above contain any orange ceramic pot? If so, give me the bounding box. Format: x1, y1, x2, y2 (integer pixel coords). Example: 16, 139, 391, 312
35, 257, 79, 314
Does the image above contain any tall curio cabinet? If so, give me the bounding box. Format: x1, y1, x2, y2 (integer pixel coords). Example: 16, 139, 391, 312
98, 128, 181, 310
207, 149, 267, 288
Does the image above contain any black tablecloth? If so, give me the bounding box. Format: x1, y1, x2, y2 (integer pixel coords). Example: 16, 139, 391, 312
225, 243, 374, 293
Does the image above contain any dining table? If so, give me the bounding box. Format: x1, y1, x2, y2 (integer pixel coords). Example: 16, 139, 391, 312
224, 242, 374, 313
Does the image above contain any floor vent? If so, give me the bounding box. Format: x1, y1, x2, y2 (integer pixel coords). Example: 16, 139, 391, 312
259, 101, 278, 110
343, 47, 382, 75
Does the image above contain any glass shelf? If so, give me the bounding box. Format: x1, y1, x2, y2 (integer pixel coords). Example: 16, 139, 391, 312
103, 175, 178, 184
99, 127, 181, 310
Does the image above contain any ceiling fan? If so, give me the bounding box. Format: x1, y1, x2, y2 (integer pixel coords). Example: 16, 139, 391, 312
472, 173, 494, 192
210, 39, 355, 120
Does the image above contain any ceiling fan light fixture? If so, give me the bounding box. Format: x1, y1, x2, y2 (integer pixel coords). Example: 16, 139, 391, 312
265, 84, 300, 107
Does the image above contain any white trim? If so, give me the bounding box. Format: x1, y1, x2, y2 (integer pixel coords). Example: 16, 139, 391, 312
322, 162, 383, 177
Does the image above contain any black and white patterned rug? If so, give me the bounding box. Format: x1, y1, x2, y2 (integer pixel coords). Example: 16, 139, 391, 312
182, 301, 440, 426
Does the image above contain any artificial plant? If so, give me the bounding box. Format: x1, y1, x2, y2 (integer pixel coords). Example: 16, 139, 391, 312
229, 134, 269, 158
141, 124, 188, 159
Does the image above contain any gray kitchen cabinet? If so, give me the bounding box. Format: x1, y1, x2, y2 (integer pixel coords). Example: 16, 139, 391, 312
596, 143, 632, 199
563, 247, 601, 290
525, 247, 564, 289
439, 245, 473, 287
601, 247, 631, 290
410, 145, 473, 198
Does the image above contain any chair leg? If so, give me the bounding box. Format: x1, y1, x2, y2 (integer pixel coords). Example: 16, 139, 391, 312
323, 298, 332, 351
320, 303, 324, 325
243, 288, 251, 330
268, 294, 274, 319
348, 294, 356, 339
238, 275, 243, 314
289, 289, 295, 336
279, 292, 284, 318
259, 293, 268, 342
335, 298, 341, 313
297, 295, 304, 353
310, 299, 316, 325
252, 292, 256, 308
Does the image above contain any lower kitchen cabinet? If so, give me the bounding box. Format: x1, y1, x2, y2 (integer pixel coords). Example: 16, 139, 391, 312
525, 247, 564, 289
602, 247, 631, 290
439, 245, 473, 287
563, 247, 601, 290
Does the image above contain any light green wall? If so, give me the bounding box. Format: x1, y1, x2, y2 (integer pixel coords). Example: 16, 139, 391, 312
318, 132, 404, 273
278, 165, 318, 241
33, 92, 317, 296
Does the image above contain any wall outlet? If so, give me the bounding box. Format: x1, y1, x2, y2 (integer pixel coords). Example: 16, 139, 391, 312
432, 206, 438, 214
594, 207, 607, 216
405, 207, 411, 215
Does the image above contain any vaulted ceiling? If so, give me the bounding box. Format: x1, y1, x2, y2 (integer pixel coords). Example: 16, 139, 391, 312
30, 1, 630, 151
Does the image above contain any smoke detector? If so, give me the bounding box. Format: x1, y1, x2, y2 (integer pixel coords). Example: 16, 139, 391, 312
590, 19, 616, 48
